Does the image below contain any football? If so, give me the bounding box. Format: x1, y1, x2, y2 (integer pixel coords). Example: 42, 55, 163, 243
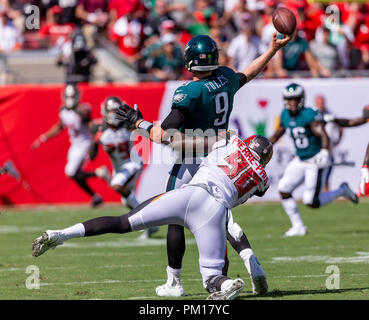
272, 7, 297, 35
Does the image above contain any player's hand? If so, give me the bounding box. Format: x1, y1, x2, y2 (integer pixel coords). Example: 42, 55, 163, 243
323, 114, 335, 123
115, 103, 143, 130
360, 166, 369, 195
31, 135, 46, 150
270, 31, 295, 52
315, 149, 330, 168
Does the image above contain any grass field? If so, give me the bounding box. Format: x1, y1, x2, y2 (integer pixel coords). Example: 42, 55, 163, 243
1, 199, 369, 300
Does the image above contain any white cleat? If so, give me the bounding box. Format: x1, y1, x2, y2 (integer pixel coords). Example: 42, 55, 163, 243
32, 230, 64, 257
156, 281, 186, 297
247, 255, 268, 295
283, 225, 307, 237
206, 278, 245, 300
95, 165, 111, 183
340, 182, 359, 204
138, 227, 159, 240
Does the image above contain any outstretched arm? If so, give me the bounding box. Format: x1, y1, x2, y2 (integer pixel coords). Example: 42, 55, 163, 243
332, 117, 367, 127
241, 32, 294, 83
269, 123, 286, 145
31, 121, 63, 149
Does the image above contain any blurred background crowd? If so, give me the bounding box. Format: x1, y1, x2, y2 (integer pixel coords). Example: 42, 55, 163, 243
0, 0, 369, 83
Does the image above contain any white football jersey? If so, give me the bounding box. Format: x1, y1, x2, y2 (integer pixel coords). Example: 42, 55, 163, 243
189, 134, 270, 208
59, 108, 91, 145
97, 127, 142, 171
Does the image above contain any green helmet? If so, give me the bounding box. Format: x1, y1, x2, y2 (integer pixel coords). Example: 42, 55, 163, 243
283, 83, 305, 115
184, 35, 219, 72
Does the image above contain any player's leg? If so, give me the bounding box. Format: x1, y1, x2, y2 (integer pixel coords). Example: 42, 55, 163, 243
32, 187, 194, 258
157, 162, 200, 297
65, 143, 101, 207
110, 162, 142, 209
303, 165, 358, 209
226, 211, 268, 294
186, 194, 244, 300
278, 157, 307, 237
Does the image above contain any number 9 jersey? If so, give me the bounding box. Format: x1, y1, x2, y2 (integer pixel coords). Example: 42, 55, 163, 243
171, 66, 240, 132
188, 133, 270, 209
280, 107, 323, 160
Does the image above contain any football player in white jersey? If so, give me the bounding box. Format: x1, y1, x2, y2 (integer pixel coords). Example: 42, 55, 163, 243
31, 84, 105, 207
89, 97, 157, 238
32, 131, 272, 300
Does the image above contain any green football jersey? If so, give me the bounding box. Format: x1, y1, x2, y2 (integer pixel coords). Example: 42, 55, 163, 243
281, 107, 323, 160
171, 66, 240, 134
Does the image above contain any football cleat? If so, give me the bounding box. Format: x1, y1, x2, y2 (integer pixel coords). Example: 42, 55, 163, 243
206, 278, 244, 300
91, 194, 103, 208
156, 280, 186, 297
340, 182, 359, 204
138, 227, 159, 240
283, 225, 307, 237
32, 230, 64, 257
3, 160, 20, 180
95, 166, 111, 183
246, 255, 268, 295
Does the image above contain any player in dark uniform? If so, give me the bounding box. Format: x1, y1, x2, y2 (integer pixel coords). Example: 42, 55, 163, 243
115, 33, 293, 296
269, 83, 359, 237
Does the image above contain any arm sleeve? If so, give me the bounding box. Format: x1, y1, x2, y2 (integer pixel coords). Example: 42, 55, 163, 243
161, 108, 187, 130
236, 72, 247, 90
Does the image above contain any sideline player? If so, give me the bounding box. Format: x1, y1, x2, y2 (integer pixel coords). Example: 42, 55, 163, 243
31, 84, 104, 207
269, 83, 359, 237
89, 96, 158, 239
314, 95, 343, 192
112, 33, 293, 296
32, 132, 273, 300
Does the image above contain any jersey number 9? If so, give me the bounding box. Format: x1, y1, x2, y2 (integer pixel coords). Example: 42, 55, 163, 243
214, 92, 229, 127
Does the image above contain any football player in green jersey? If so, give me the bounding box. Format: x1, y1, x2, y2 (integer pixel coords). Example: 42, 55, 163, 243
116, 32, 293, 296
269, 83, 359, 237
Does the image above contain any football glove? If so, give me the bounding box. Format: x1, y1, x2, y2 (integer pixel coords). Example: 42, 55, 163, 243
360, 166, 369, 195
323, 113, 335, 123
315, 149, 330, 168
115, 103, 143, 130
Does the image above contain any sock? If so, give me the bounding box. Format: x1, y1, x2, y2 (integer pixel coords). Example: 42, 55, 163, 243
318, 187, 345, 206
239, 248, 254, 275
126, 191, 139, 209
166, 265, 182, 286
61, 223, 85, 241
281, 197, 304, 228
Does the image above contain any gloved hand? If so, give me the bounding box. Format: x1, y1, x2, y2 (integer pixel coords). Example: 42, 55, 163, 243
360, 166, 369, 195
115, 103, 143, 130
323, 113, 335, 122
315, 149, 330, 168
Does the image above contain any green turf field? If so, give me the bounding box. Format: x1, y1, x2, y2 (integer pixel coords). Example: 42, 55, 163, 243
1, 199, 368, 300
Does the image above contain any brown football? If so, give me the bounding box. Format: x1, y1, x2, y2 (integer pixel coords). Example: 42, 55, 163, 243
272, 7, 297, 35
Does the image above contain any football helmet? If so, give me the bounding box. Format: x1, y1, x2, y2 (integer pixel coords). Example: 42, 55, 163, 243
283, 83, 305, 116
62, 84, 80, 109
184, 35, 219, 72
245, 135, 273, 167
101, 96, 123, 128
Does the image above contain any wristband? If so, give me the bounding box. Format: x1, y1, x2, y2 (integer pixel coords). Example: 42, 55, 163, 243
137, 120, 153, 134
363, 165, 369, 169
